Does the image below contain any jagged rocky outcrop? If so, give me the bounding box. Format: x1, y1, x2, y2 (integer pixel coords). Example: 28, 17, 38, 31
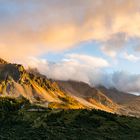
0, 58, 139, 117
97, 86, 137, 104
0, 58, 8, 64
57, 80, 118, 112
0, 59, 118, 112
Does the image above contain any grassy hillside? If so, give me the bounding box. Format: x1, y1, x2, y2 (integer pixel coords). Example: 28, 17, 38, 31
0, 97, 140, 140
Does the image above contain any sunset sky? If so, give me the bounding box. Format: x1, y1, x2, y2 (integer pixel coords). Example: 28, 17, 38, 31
1, 0, 140, 94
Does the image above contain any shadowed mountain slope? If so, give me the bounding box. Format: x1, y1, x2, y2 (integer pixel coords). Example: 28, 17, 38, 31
0, 58, 8, 64
97, 86, 137, 104
57, 80, 118, 112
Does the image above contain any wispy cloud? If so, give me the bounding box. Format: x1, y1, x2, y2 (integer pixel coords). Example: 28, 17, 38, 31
123, 52, 140, 62
25, 54, 109, 83
101, 33, 127, 57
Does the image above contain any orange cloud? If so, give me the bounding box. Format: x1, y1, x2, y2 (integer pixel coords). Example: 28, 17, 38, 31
0, 0, 140, 61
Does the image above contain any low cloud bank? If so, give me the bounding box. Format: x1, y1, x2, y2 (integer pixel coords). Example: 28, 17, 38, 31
24, 55, 140, 95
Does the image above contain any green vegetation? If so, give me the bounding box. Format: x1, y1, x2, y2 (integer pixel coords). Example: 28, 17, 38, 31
0, 97, 139, 140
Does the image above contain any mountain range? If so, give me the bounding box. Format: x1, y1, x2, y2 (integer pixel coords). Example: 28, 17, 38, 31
0, 58, 139, 117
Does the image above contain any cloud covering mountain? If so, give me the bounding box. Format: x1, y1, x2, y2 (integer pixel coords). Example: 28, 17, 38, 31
0, 0, 140, 95
25, 55, 140, 95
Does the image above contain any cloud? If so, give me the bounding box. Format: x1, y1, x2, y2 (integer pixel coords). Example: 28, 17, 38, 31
25, 54, 109, 83
0, 0, 140, 60
24, 55, 140, 94
66, 54, 109, 68
101, 33, 127, 57
111, 71, 140, 94
123, 52, 140, 62
1, 0, 140, 94
133, 39, 140, 51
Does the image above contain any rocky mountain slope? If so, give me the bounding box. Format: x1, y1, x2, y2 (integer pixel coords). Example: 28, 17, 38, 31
57, 80, 140, 117
0, 58, 117, 112
57, 80, 118, 112
97, 86, 137, 104
118, 97, 140, 117
0, 58, 7, 64
0, 58, 139, 117
96, 86, 140, 117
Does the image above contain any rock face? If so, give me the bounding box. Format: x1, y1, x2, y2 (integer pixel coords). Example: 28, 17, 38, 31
0, 58, 139, 117
118, 97, 140, 117
97, 86, 140, 117
0, 59, 118, 112
0, 64, 25, 82
57, 80, 118, 112
97, 86, 137, 104
0, 58, 8, 64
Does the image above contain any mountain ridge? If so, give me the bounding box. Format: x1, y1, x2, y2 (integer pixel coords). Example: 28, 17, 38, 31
0, 59, 117, 112
0, 58, 8, 64
0, 58, 139, 117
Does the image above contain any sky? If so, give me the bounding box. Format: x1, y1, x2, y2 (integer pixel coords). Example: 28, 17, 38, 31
0, 0, 140, 95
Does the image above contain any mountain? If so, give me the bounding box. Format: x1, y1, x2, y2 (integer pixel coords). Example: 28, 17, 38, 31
0, 58, 8, 64
0, 63, 85, 109
118, 97, 140, 117
0, 58, 139, 117
56, 81, 140, 117
0, 59, 117, 112
97, 86, 140, 117
97, 85, 137, 104
57, 80, 118, 112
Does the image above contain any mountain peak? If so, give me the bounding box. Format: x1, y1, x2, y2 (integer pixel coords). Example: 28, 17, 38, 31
0, 58, 8, 64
